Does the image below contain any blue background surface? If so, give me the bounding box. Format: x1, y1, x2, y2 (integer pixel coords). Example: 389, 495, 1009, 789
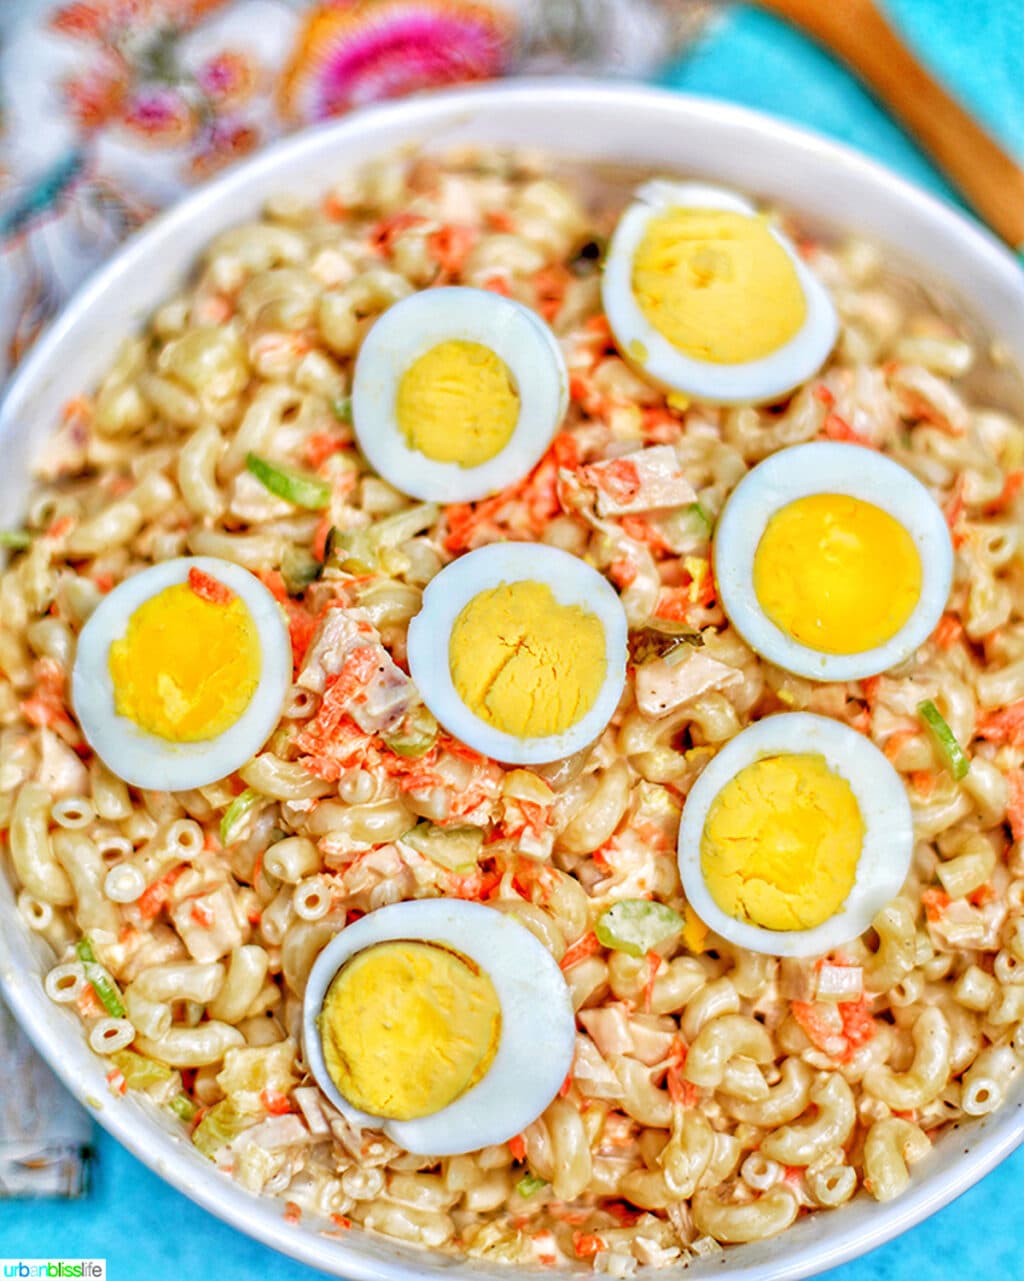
3, 1, 1024, 1277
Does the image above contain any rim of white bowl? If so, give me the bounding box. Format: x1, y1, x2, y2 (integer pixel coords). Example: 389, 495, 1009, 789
2, 77, 1024, 1281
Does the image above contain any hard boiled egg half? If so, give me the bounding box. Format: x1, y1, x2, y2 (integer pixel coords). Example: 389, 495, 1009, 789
72, 557, 291, 791
601, 180, 838, 404
714, 441, 953, 682
351, 286, 568, 503
302, 899, 576, 1155
678, 713, 913, 957
407, 543, 628, 765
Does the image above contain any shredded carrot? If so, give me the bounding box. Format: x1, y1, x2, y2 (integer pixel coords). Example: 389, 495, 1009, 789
45, 515, 75, 540
582, 457, 641, 506
303, 433, 347, 470
812, 383, 835, 407
481, 274, 513, 297
883, 729, 919, 763
256, 569, 288, 603
189, 899, 215, 928
508, 1134, 527, 1162
137, 865, 187, 920
92, 572, 115, 594
260, 1089, 293, 1116
428, 224, 477, 275
943, 475, 968, 548
921, 886, 952, 922
485, 209, 516, 233
968, 883, 997, 908
619, 513, 673, 555
572, 1233, 604, 1260
603, 1201, 642, 1226
839, 996, 876, 1052
442, 432, 579, 553
560, 931, 603, 971
641, 950, 660, 1013
531, 263, 572, 323
608, 557, 638, 590
62, 395, 93, 425
558, 1069, 573, 1098
931, 613, 964, 650
106, 1067, 127, 1096
368, 211, 427, 255
321, 193, 348, 222
283, 1201, 301, 1225
641, 406, 684, 444
910, 770, 937, 798
985, 469, 1024, 514
822, 412, 876, 449
77, 985, 104, 1018
330, 1213, 351, 1230
188, 566, 233, 605
977, 701, 1024, 749
1008, 769, 1024, 843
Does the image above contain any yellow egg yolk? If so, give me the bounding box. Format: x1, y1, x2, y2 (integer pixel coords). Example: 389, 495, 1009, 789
631, 207, 807, 364
449, 580, 606, 739
108, 581, 261, 742
319, 941, 501, 1120
395, 339, 520, 468
752, 493, 923, 655
701, 753, 863, 932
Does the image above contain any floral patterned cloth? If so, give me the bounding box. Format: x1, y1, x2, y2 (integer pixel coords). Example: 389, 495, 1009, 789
0, 0, 705, 382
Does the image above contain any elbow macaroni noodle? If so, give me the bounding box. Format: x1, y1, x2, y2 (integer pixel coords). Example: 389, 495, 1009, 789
3, 148, 1024, 1269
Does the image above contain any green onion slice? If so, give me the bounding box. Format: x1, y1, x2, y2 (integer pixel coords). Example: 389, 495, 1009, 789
382, 705, 439, 759
245, 452, 331, 510
516, 1173, 547, 1198
595, 900, 685, 959
918, 699, 971, 781
401, 822, 483, 873
0, 530, 32, 549
112, 1050, 173, 1090
169, 1093, 199, 1123
75, 938, 126, 1017
220, 788, 264, 847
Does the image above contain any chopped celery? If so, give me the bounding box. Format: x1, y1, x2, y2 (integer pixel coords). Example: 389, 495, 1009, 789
516, 1173, 547, 1198
220, 788, 263, 847
245, 452, 331, 509
325, 503, 440, 573
0, 530, 31, 549
918, 699, 970, 781
688, 502, 713, 533
169, 1093, 198, 1123
401, 822, 484, 872
281, 544, 322, 594
111, 1050, 173, 1090
595, 900, 685, 959
75, 938, 126, 1017
192, 1099, 251, 1158
382, 705, 439, 759
331, 396, 352, 422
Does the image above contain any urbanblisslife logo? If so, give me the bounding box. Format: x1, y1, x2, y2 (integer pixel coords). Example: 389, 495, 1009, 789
1, 1264, 105, 1278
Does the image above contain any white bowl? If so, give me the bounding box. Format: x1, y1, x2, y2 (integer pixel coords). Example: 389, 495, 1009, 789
2, 79, 1023, 1281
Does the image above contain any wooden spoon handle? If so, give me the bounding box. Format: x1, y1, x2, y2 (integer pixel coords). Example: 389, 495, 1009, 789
757, 0, 1024, 251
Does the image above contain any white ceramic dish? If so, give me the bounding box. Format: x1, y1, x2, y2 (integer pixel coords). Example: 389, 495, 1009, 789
2, 79, 1024, 1281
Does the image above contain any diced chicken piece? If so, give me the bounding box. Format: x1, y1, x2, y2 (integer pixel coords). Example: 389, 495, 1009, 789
36, 727, 89, 798
233, 1113, 311, 1151
627, 1014, 677, 1066
579, 1002, 634, 1057
635, 650, 742, 718
582, 445, 697, 516
172, 883, 247, 962
571, 1035, 624, 1100
296, 606, 375, 694
348, 648, 417, 734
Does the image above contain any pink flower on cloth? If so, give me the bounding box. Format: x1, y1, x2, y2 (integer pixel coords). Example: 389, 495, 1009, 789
123, 86, 196, 144
279, 0, 514, 123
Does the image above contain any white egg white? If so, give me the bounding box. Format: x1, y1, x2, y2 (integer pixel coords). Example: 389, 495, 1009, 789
302, 899, 576, 1155
72, 556, 291, 791
601, 179, 838, 405
714, 441, 954, 682
407, 542, 628, 765
677, 712, 913, 958
350, 286, 568, 503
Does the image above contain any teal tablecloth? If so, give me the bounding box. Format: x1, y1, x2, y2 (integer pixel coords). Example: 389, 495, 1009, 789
3, 1, 1023, 1277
